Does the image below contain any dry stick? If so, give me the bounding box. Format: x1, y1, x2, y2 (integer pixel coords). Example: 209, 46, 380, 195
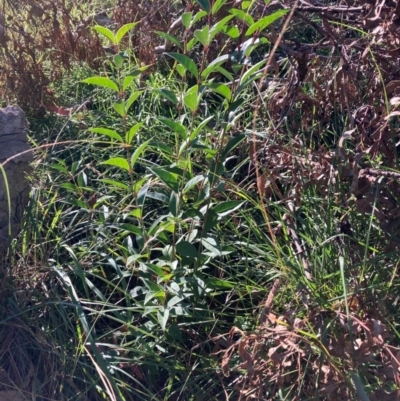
259, 278, 280, 325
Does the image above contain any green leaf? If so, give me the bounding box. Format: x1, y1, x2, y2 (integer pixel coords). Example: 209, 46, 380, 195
82, 76, 119, 92
113, 53, 124, 68
192, 10, 208, 25
167, 53, 198, 78
100, 178, 129, 190
202, 236, 222, 256
209, 15, 234, 41
206, 82, 231, 100
149, 167, 179, 192
155, 31, 183, 50
214, 66, 234, 81
123, 75, 135, 91
102, 157, 130, 172
194, 25, 210, 47
176, 64, 186, 78
189, 116, 214, 141
169, 191, 179, 217
131, 139, 151, 169
144, 263, 169, 277
181, 12, 192, 29
159, 118, 187, 140
115, 22, 138, 44
126, 122, 143, 145
89, 128, 123, 142
224, 25, 240, 39
202, 209, 218, 233
125, 90, 144, 113
93, 25, 115, 43
229, 8, 254, 25
120, 223, 142, 236
167, 296, 185, 308
176, 241, 200, 261
149, 141, 174, 155
184, 84, 199, 112
242, 0, 252, 10
221, 134, 245, 161
183, 175, 205, 194
240, 59, 266, 87
212, 0, 228, 14
113, 100, 126, 117
213, 200, 245, 216
201, 54, 230, 78
158, 308, 170, 331
187, 37, 198, 52
206, 278, 235, 289
194, 0, 211, 13
246, 10, 289, 36
157, 89, 178, 105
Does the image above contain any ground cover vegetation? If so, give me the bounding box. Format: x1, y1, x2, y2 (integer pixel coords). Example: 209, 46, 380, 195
0, 0, 400, 400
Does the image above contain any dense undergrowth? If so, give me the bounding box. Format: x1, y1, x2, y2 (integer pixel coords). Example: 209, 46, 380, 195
0, 0, 400, 400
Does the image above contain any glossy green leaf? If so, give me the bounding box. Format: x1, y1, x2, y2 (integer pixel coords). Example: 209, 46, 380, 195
126, 122, 143, 145
206, 82, 231, 100
189, 116, 214, 141
113, 53, 124, 68
184, 84, 199, 112
120, 223, 142, 236
246, 10, 289, 36
194, 0, 211, 12
102, 157, 130, 172
176, 64, 186, 78
183, 175, 205, 194
81, 76, 119, 92
100, 178, 129, 190
194, 25, 210, 47
131, 139, 151, 169
159, 118, 187, 139
93, 25, 115, 43
242, 0, 252, 10
221, 134, 245, 161
157, 89, 178, 105
176, 241, 200, 261
239, 59, 266, 87
158, 307, 170, 331
192, 10, 208, 25
209, 15, 234, 41
123, 75, 135, 91
229, 8, 254, 25
202, 209, 218, 233
125, 90, 144, 113
116, 22, 138, 44
155, 31, 183, 50
206, 278, 235, 289
227, 25, 241, 39
212, 0, 228, 14
113, 100, 126, 117
181, 12, 192, 29
89, 128, 123, 142
167, 53, 198, 78
201, 236, 222, 256
214, 66, 234, 81
149, 167, 179, 192
213, 200, 245, 216
201, 54, 230, 78
169, 191, 179, 217
187, 37, 198, 52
